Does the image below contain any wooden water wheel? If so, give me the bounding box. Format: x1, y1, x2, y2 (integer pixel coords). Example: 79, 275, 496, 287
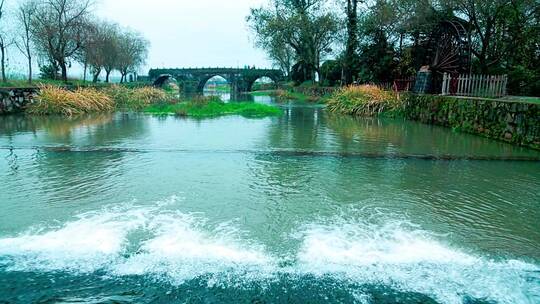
429, 18, 471, 75
425, 18, 471, 93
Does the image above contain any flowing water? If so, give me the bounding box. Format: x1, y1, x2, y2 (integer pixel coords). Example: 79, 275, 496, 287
1, 96, 539, 304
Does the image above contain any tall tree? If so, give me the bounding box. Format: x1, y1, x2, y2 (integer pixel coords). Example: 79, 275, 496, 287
101, 23, 120, 83
116, 30, 149, 83
248, 0, 338, 83
451, 0, 514, 73
343, 0, 360, 84
0, 0, 13, 83
32, 0, 93, 82
15, 0, 36, 84
81, 21, 117, 83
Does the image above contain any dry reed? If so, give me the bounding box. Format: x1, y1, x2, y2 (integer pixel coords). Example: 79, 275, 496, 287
28, 86, 114, 116
326, 85, 401, 116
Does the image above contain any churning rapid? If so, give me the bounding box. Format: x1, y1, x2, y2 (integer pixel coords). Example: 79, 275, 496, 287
1, 102, 540, 303
0, 198, 539, 304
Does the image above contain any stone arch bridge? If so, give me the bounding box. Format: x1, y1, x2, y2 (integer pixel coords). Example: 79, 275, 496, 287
149, 68, 284, 95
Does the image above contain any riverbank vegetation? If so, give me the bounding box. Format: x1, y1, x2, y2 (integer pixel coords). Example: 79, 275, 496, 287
248, 0, 539, 96
27, 86, 115, 116
27, 85, 281, 118
250, 89, 324, 103
145, 96, 281, 118
27, 86, 168, 115
326, 85, 402, 117
251, 90, 313, 101
103, 86, 170, 110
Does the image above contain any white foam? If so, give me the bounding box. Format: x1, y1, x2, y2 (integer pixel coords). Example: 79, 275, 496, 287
0, 199, 276, 285
0, 203, 538, 303
0, 205, 149, 272
112, 212, 276, 285
295, 220, 540, 304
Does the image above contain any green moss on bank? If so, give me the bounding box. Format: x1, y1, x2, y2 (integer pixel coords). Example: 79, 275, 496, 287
403, 93, 540, 150
145, 100, 282, 118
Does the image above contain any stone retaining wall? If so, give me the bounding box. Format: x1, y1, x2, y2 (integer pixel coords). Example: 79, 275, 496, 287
0, 88, 38, 115
404, 94, 540, 150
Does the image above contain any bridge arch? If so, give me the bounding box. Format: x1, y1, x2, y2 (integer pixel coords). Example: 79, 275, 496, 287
247, 75, 278, 92
153, 74, 174, 87
197, 75, 231, 93
149, 68, 285, 95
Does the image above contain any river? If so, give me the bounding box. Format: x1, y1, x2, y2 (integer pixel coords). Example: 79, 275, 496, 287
0, 96, 539, 303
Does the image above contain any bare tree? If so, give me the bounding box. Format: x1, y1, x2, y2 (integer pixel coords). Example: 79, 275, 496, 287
80, 21, 120, 83
0, 0, 14, 83
32, 0, 93, 82
116, 30, 149, 83
16, 0, 37, 84
74, 18, 97, 82
100, 23, 120, 83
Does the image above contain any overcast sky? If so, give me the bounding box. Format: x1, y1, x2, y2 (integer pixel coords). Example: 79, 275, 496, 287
95, 0, 271, 72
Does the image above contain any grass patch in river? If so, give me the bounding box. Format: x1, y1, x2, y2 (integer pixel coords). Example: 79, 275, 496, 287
250, 89, 323, 103
145, 96, 282, 118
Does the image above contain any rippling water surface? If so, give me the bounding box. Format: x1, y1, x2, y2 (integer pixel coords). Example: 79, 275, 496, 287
1, 98, 539, 303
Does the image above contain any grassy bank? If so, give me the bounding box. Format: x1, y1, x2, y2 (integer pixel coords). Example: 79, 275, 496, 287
27, 86, 115, 116
28, 85, 169, 115
103, 85, 171, 110
26, 85, 281, 118
0, 79, 93, 88
326, 85, 402, 117
145, 96, 281, 118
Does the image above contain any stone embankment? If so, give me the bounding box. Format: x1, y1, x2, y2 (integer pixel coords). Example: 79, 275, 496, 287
404, 94, 540, 150
0, 88, 39, 114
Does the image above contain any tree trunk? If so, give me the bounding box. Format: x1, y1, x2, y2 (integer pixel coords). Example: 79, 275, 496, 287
0, 45, 6, 83
83, 61, 87, 82
27, 55, 32, 84
60, 61, 68, 82
105, 70, 111, 83
344, 0, 359, 85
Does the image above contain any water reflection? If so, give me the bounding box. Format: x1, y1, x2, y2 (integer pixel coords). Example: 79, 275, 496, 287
0, 114, 113, 138
264, 105, 326, 151
0, 113, 149, 148
324, 113, 539, 158
0, 100, 539, 261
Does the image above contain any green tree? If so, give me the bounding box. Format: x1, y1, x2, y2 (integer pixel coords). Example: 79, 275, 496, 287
247, 0, 339, 83
343, 0, 360, 84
